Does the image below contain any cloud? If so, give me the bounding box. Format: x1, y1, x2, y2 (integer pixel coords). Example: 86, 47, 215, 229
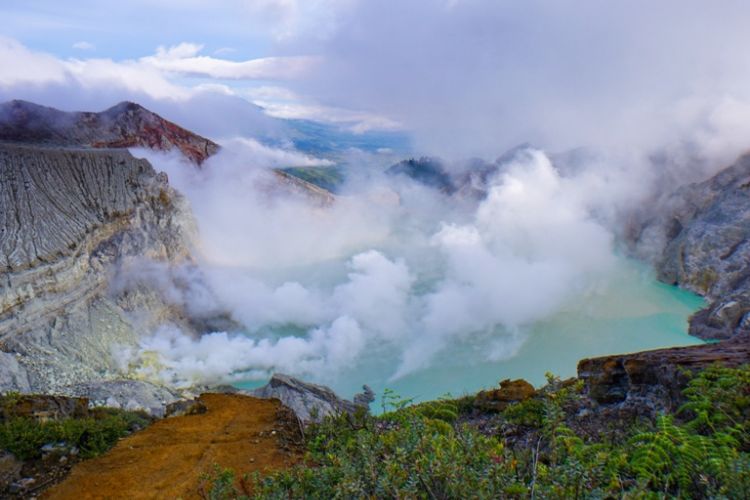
280, 0, 750, 167
72, 41, 95, 51
140, 42, 318, 80
120, 145, 618, 387
0, 36, 67, 87
213, 47, 236, 56
0, 36, 398, 134
242, 0, 357, 41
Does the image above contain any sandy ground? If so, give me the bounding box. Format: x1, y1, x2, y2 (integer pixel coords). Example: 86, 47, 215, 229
44, 393, 302, 499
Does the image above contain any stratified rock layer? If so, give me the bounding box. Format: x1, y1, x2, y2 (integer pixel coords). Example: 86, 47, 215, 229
0, 143, 196, 399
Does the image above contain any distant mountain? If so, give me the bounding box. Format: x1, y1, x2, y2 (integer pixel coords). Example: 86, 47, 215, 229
0, 100, 219, 164
386, 157, 455, 193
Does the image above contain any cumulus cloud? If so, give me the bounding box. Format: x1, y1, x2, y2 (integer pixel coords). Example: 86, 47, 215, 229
141, 42, 318, 80
0, 36, 67, 87
0, 36, 398, 135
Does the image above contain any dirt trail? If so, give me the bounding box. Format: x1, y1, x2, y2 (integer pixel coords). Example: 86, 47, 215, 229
43, 394, 301, 500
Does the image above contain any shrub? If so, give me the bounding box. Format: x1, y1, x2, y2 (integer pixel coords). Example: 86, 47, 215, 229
205, 365, 750, 499
0, 409, 151, 460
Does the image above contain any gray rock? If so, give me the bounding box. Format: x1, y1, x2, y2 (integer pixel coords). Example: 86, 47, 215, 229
251, 374, 367, 423
66, 380, 181, 417
630, 153, 750, 339
0, 352, 30, 393
0, 142, 198, 395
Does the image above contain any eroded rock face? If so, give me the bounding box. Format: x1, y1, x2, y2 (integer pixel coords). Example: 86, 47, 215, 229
0, 143, 196, 394
578, 335, 750, 412
0, 100, 219, 164
250, 374, 370, 423
629, 153, 750, 339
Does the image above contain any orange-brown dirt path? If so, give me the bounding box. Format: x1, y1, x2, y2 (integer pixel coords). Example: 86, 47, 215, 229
43, 393, 302, 500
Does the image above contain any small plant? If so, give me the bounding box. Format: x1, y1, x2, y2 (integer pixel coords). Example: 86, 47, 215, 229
199, 465, 250, 500
380, 388, 414, 414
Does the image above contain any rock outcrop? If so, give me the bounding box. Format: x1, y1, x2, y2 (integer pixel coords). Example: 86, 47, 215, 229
0, 142, 196, 397
631, 153, 750, 339
578, 334, 750, 412
0, 100, 219, 164
474, 379, 536, 412
251, 374, 372, 422
66, 380, 182, 418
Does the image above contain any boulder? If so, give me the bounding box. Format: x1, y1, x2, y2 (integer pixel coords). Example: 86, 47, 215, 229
251, 374, 366, 423
165, 398, 207, 418
474, 379, 536, 412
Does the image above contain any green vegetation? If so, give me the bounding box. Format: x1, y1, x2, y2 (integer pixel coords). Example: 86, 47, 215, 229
0, 407, 151, 460
279, 167, 345, 193
204, 365, 750, 499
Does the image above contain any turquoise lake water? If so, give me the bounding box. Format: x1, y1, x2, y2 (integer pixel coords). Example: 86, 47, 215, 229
236, 258, 705, 405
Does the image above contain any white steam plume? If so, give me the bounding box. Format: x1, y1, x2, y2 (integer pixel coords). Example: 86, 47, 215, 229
122, 145, 616, 387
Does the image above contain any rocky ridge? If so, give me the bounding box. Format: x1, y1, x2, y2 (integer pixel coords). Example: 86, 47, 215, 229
0, 100, 219, 164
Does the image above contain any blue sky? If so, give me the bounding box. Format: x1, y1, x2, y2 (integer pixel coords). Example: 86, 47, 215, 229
1, 0, 274, 59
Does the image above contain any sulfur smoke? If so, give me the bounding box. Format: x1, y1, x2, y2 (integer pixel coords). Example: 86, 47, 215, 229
117, 143, 619, 390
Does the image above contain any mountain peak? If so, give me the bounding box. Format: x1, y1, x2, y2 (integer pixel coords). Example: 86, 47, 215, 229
0, 100, 219, 165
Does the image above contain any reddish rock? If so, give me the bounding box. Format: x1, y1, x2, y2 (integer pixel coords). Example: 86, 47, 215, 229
0, 100, 219, 165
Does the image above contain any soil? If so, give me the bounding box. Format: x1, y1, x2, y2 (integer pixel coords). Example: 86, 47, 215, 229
42, 393, 303, 499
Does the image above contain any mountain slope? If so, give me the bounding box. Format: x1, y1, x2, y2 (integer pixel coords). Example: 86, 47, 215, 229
0, 100, 219, 164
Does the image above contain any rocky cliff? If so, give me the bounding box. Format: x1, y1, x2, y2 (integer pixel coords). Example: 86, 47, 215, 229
631, 153, 750, 340
0, 142, 195, 409
578, 333, 750, 413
